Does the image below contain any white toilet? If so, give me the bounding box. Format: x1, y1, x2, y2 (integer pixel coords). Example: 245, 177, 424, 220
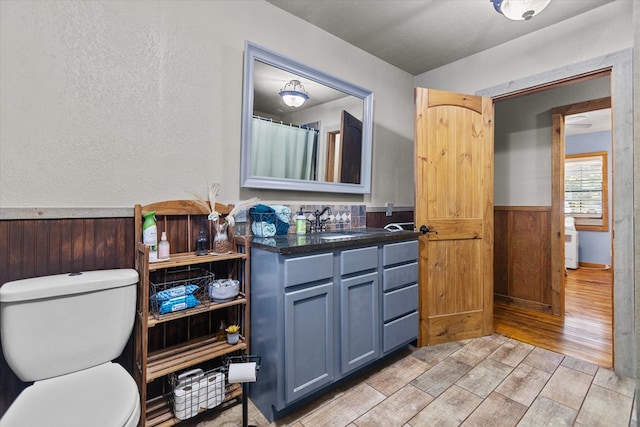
0, 269, 141, 427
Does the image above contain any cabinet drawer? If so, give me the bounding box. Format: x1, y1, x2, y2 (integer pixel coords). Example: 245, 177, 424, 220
284, 253, 333, 287
383, 240, 418, 266
383, 311, 418, 352
383, 262, 418, 292
383, 284, 418, 321
340, 246, 378, 275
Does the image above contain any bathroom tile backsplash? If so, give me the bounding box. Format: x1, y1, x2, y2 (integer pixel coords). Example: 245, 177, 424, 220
235, 204, 366, 236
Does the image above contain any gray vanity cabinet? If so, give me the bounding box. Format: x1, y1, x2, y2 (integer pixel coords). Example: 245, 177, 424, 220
339, 246, 379, 375
283, 252, 335, 403
249, 236, 417, 422
382, 240, 419, 353
284, 280, 334, 403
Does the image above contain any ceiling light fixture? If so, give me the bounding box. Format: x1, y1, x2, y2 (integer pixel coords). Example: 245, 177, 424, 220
492, 0, 551, 21
565, 115, 592, 129
279, 80, 309, 108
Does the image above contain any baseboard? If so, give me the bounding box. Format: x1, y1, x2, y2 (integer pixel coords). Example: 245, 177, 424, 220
577, 261, 611, 269
494, 294, 553, 314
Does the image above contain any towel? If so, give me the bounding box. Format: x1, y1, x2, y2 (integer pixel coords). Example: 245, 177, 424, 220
250, 204, 290, 235
251, 221, 276, 237
271, 205, 292, 235
249, 204, 277, 224
270, 205, 292, 223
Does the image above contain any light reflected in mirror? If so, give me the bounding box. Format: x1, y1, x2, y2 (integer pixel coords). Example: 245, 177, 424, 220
241, 41, 373, 194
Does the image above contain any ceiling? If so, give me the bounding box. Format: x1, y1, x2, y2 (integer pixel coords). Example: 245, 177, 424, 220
266, 0, 615, 76
260, 1, 613, 134
565, 108, 611, 136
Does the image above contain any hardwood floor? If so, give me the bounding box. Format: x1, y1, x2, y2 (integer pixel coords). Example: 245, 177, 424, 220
494, 266, 613, 368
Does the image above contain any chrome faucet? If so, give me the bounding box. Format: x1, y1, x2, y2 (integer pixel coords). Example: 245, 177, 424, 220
310, 207, 332, 233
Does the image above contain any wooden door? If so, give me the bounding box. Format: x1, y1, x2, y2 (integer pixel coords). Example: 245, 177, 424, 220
414, 88, 494, 346
339, 110, 362, 184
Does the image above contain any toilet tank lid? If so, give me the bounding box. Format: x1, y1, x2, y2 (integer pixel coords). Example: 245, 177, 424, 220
0, 269, 138, 303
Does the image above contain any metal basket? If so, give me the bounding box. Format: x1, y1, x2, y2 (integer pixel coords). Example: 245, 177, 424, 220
168, 367, 227, 420
149, 268, 213, 319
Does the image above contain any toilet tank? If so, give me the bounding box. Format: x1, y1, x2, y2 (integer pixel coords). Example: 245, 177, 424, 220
0, 269, 138, 382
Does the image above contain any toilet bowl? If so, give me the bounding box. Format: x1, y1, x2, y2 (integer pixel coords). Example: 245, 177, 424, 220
0, 269, 141, 427
0, 362, 140, 427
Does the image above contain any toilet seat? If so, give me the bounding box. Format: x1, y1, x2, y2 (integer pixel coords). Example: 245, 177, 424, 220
1, 362, 140, 427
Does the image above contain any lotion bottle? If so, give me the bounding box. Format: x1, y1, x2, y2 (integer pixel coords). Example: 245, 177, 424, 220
296, 208, 306, 235
158, 231, 170, 259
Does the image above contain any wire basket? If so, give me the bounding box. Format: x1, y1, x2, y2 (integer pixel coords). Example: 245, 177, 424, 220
149, 268, 213, 319
249, 212, 290, 237
168, 367, 227, 420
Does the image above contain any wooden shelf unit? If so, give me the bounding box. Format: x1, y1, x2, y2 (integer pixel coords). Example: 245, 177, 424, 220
134, 200, 250, 427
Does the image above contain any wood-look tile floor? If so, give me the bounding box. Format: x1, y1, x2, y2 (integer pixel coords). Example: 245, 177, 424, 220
193, 334, 636, 427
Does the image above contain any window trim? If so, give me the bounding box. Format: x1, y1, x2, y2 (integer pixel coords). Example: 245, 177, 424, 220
565, 151, 609, 232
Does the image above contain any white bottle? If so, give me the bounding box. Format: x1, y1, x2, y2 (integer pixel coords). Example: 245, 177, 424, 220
158, 231, 170, 259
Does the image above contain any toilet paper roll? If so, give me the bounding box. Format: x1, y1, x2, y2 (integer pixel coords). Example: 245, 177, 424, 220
228, 362, 256, 383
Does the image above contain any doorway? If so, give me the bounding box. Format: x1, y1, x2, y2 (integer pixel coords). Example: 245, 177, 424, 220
479, 49, 633, 376
490, 75, 613, 366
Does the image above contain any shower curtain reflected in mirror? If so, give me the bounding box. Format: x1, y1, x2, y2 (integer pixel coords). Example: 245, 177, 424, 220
251, 117, 318, 180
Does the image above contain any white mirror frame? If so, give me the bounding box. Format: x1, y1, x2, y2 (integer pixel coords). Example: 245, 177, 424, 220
240, 41, 374, 194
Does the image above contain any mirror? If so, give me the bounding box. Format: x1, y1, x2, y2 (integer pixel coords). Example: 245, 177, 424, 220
240, 41, 374, 193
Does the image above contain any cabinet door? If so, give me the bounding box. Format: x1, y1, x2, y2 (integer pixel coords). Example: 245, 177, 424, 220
284, 283, 334, 403
340, 272, 379, 375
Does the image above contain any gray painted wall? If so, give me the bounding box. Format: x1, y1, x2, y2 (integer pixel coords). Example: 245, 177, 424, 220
493, 76, 610, 207
566, 131, 612, 267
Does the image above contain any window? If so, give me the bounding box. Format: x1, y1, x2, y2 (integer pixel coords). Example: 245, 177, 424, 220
564, 151, 608, 231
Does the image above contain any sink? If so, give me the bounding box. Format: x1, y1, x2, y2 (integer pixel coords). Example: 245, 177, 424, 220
318, 234, 358, 241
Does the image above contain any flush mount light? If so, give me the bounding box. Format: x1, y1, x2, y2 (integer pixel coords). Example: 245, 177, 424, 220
492, 0, 551, 21
565, 115, 593, 128
279, 79, 309, 108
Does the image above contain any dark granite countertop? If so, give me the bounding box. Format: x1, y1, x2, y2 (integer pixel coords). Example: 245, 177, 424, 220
249, 228, 419, 255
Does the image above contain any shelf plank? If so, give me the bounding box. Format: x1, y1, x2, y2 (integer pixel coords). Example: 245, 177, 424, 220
140, 200, 231, 216
148, 251, 247, 272
147, 295, 247, 327
147, 337, 247, 382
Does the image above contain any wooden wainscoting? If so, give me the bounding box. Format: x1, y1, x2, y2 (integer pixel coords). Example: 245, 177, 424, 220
0, 217, 135, 415
494, 206, 553, 313
365, 210, 415, 229
495, 266, 613, 367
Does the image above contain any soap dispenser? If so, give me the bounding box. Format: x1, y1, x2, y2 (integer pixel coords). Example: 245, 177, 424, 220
296, 208, 306, 235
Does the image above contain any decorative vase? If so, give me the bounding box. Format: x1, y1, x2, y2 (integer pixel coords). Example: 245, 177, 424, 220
226, 332, 239, 345
214, 221, 230, 254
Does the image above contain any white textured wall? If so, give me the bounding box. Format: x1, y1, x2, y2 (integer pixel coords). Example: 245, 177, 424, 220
0, 0, 415, 211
